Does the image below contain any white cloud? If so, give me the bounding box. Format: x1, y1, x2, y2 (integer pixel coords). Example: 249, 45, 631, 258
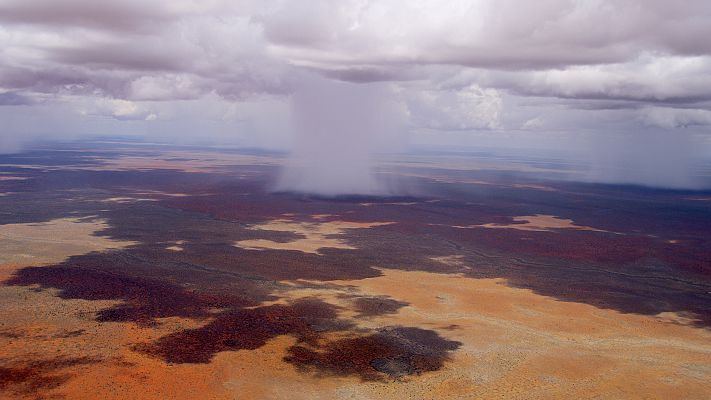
405, 84, 502, 131
521, 117, 545, 130
129, 74, 204, 101
640, 107, 711, 129
496, 55, 711, 103
75, 98, 158, 121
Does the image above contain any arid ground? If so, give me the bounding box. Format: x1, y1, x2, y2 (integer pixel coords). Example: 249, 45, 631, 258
1, 141, 710, 399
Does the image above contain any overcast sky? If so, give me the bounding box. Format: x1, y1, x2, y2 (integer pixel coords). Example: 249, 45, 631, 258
1, 0, 710, 186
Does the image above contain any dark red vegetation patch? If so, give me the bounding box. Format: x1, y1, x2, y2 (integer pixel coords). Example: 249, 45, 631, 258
3, 265, 244, 327
348, 296, 409, 317
135, 298, 352, 364
0, 356, 98, 396
284, 326, 461, 381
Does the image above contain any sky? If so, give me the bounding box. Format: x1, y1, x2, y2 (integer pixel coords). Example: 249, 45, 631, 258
1, 0, 711, 189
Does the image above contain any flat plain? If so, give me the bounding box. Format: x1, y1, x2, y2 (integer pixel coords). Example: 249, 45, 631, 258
1, 142, 710, 399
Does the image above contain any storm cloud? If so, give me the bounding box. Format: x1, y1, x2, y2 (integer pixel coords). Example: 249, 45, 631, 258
1, 0, 710, 189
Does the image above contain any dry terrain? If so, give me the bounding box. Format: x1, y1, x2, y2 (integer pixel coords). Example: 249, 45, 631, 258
1, 143, 709, 399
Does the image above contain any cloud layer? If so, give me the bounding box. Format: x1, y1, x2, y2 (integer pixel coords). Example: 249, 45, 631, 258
1, 0, 710, 188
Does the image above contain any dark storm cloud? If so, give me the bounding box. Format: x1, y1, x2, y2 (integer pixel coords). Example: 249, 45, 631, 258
320, 67, 406, 84
0, 65, 88, 91
48, 42, 190, 72
0, 0, 176, 32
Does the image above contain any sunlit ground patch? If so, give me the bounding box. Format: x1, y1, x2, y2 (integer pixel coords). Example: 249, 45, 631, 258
166, 240, 187, 251
455, 214, 610, 233
234, 219, 394, 255
359, 202, 418, 207
0, 150, 279, 174
0, 217, 136, 270
317, 268, 711, 398
101, 197, 158, 203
